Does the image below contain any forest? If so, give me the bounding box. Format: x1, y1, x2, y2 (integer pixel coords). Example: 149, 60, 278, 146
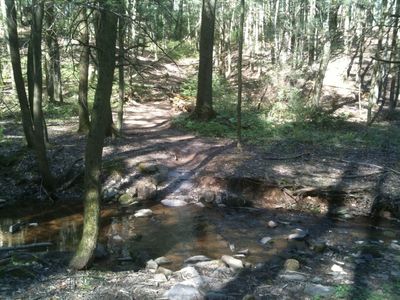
0, 0, 400, 299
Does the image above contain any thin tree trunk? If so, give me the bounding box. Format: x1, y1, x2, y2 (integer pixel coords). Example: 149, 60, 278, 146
237, 0, 245, 149
70, 2, 118, 270
77, 8, 90, 134
4, 0, 34, 147
44, 2, 63, 104
117, 4, 126, 132
30, 0, 55, 190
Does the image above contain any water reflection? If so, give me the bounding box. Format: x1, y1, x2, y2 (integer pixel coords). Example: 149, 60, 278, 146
0, 218, 26, 247
0, 202, 397, 271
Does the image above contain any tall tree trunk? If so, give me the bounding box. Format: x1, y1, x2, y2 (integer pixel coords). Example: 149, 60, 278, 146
69, 1, 118, 270
237, 0, 245, 149
117, 4, 126, 132
313, 0, 332, 107
77, 8, 90, 134
30, 0, 55, 190
4, 0, 34, 147
192, 0, 217, 121
388, 0, 400, 114
44, 2, 63, 103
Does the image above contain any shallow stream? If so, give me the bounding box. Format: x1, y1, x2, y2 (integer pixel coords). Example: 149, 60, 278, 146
0, 199, 398, 271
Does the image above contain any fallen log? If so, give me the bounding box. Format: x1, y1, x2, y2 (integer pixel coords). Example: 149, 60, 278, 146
0, 242, 52, 252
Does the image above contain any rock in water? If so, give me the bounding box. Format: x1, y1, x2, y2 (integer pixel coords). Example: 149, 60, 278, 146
166, 284, 204, 300
146, 259, 158, 271
288, 228, 308, 240
260, 237, 272, 244
267, 220, 278, 228
161, 199, 188, 207
304, 284, 334, 297
134, 209, 153, 218
221, 255, 244, 270
284, 259, 300, 271
136, 179, 157, 201
118, 193, 136, 206
184, 255, 211, 264
155, 256, 172, 265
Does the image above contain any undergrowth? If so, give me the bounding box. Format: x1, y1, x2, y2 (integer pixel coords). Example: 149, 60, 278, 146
173, 75, 400, 150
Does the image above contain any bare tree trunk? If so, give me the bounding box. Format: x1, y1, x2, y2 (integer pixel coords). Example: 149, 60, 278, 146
4, 0, 34, 147
44, 2, 63, 103
70, 2, 118, 270
30, 0, 55, 190
77, 8, 90, 134
237, 0, 245, 149
313, 0, 332, 107
192, 0, 217, 121
117, 4, 126, 132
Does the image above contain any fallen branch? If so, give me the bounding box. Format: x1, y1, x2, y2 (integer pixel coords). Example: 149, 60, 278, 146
0, 242, 52, 252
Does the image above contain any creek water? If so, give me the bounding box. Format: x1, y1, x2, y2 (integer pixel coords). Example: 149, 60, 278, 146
0, 200, 398, 271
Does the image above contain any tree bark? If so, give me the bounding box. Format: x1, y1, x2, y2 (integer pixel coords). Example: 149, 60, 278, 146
44, 2, 63, 103
192, 0, 217, 121
117, 3, 126, 132
69, 1, 118, 270
4, 0, 34, 147
237, 0, 244, 149
77, 8, 90, 134
30, 0, 55, 190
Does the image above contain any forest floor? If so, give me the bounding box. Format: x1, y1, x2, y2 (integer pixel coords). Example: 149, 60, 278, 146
1, 56, 400, 299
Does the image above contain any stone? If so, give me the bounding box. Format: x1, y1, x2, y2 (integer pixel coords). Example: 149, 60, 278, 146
162, 199, 188, 207
136, 179, 157, 201
166, 284, 204, 300
284, 259, 300, 271
184, 255, 211, 264
331, 264, 347, 274
195, 260, 225, 270
118, 193, 136, 206
134, 209, 153, 218
137, 162, 159, 174
153, 273, 168, 282
221, 255, 244, 270
177, 266, 201, 279
304, 284, 334, 298
390, 242, 400, 251
237, 249, 250, 256
279, 273, 307, 281
155, 256, 172, 265
157, 267, 173, 277
152, 165, 169, 185
267, 220, 278, 228
198, 191, 215, 203
126, 186, 137, 196
260, 236, 273, 245
146, 259, 158, 271
288, 228, 308, 240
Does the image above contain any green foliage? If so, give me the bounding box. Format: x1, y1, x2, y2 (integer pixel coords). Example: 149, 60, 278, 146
167, 41, 198, 60
45, 102, 79, 121
174, 75, 400, 151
